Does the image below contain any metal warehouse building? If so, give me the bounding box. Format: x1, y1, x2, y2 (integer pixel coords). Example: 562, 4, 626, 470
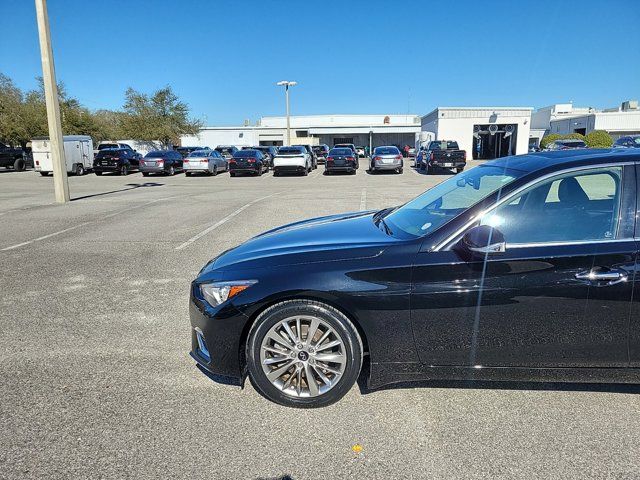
181, 114, 421, 151
420, 107, 533, 159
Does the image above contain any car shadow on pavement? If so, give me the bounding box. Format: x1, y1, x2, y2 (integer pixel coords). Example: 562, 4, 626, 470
71, 182, 164, 201
356, 361, 640, 396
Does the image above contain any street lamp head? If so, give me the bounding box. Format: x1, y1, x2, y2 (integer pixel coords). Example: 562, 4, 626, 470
276, 81, 288, 86
276, 80, 297, 87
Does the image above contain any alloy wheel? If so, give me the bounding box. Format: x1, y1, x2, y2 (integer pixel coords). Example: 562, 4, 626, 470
259, 315, 347, 398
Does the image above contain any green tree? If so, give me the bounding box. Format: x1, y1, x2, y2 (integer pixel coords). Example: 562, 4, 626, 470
0, 73, 27, 145
540, 133, 561, 149
584, 130, 613, 148
120, 86, 202, 148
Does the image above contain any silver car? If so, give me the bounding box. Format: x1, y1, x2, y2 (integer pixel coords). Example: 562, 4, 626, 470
183, 149, 228, 176
369, 145, 403, 174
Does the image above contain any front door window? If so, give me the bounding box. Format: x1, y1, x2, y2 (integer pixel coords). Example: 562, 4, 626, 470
480, 167, 623, 244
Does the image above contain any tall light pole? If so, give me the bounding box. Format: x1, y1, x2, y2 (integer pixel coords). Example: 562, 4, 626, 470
35, 0, 69, 203
276, 81, 297, 146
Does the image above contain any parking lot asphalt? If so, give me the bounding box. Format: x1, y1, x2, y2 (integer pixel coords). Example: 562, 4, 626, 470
1, 159, 639, 479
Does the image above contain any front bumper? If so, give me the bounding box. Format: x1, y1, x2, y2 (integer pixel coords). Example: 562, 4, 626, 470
189, 284, 250, 379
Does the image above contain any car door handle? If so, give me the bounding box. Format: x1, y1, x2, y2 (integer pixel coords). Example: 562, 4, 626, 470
575, 268, 628, 285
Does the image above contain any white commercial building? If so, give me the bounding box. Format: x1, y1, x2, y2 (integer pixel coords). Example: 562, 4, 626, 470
531, 100, 640, 142
181, 114, 421, 152
420, 107, 533, 159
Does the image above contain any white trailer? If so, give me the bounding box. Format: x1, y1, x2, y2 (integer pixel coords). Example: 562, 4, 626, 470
33, 135, 94, 176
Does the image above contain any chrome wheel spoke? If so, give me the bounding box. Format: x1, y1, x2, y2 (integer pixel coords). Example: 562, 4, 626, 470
316, 363, 342, 375
263, 345, 291, 356
312, 365, 332, 386
282, 322, 298, 345
305, 363, 320, 396
295, 317, 302, 344
266, 360, 295, 382
313, 329, 331, 348
315, 339, 341, 352
314, 352, 345, 364
306, 318, 320, 345
295, 367, 303, 396
266, 332, 294, 350
262, 355, 290, 366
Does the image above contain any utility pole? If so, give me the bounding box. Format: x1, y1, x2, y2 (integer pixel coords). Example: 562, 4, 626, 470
35, 0, 69, 203
276, 81, 297, 146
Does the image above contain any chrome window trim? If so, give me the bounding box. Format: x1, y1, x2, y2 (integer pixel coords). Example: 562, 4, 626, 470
434, 161, 636, 252
505, 238, 633, 249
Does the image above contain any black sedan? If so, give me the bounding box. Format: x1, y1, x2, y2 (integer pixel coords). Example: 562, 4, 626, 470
325, 147, 358, 175
229, 149, 269, 177
190, 149, 640, 408
140, 150, 183, 176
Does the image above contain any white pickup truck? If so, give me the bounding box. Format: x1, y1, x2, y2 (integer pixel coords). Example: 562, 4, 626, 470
273, 146, 312, 176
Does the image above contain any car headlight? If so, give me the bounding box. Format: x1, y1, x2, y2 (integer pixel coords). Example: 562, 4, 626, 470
200, 281, 257, 307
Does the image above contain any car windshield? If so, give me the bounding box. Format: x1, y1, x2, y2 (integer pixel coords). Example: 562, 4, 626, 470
560, 141, 586, 147
98, 144, 118, 150
382, 165, 525, 237
216, 147, 234, 154
145, 151, 166, 158
374, 147, 400, 155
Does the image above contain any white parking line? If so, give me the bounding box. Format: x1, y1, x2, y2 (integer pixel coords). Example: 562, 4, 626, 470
1, 222, 92, 251
0, 196, 178, 252
175, 192, 281, 251
359, 188, 367, 210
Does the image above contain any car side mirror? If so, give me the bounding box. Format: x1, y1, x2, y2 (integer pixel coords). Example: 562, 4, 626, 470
455, 225, 506, 260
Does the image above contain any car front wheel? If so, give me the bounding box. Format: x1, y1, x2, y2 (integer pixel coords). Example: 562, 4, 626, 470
246, 300, 363, 408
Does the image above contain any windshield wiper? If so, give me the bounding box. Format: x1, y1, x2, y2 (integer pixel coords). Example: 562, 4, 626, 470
378, 216, 393, 236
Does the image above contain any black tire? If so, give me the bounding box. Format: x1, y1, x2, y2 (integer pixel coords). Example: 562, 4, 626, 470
40, 171, 49, 176
456, 167, 464, 174
142, 172, 149, 177
185, 172, 191, 177
302, 167, 308, 176
167, 166, 175, 176
425, 163, 432, 175
350, 169, 356, 175
95, 171, 102, 176
14, 158, 26, 171
212, 166, 218, 176
398, 168, 403, 174
273, 170, 279, 177
246, 299, 363, 408
230, 172, 236, 177
76, 164, 85, 176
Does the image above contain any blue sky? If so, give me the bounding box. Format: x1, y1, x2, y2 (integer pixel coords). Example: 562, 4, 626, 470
1, 0, 638, 125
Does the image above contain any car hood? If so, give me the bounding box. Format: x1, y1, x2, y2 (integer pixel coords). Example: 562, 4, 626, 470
204, 211, 398, 272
